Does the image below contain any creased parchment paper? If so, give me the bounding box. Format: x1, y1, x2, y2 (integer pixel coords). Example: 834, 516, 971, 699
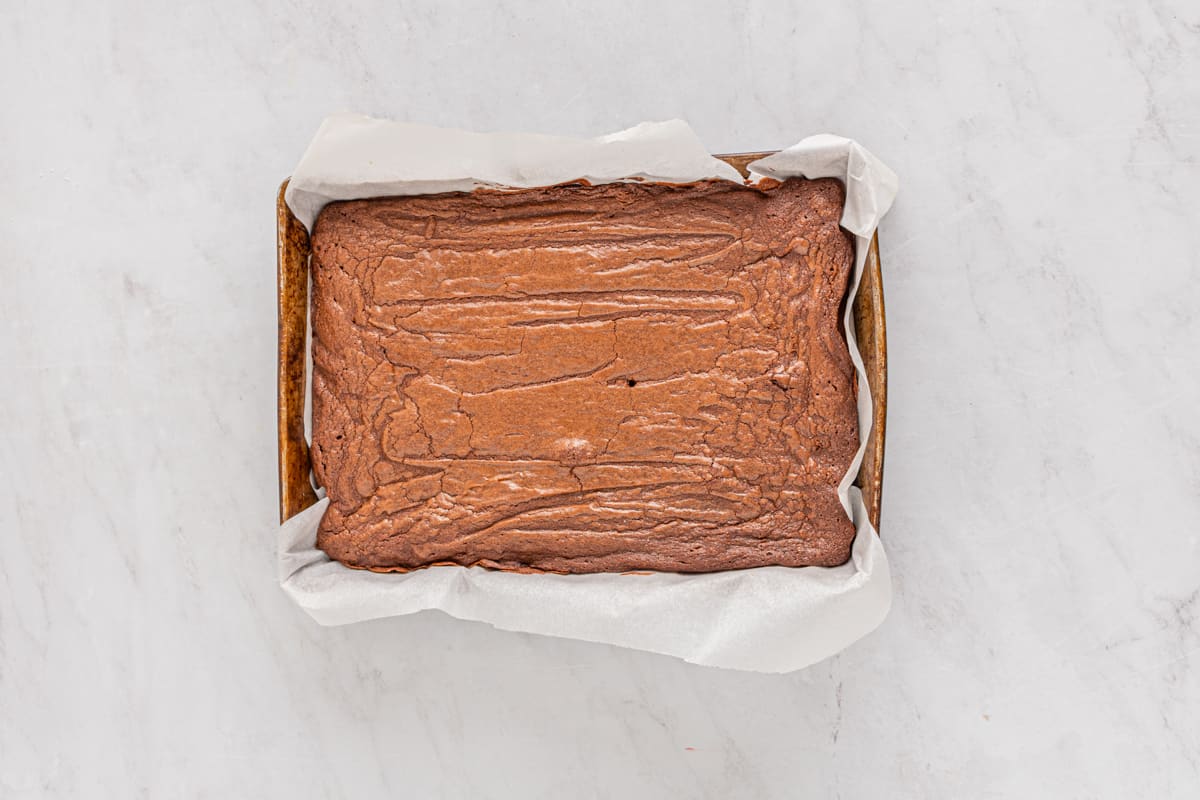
280, 114, 898, 673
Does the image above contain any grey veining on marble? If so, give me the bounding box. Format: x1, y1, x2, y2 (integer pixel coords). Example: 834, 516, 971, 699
1, 1, 1198, 797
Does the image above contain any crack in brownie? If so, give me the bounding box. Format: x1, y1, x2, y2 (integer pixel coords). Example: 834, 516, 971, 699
309, 178, 858, 573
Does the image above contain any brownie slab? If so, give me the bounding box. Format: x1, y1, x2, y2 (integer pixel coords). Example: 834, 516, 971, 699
310, 178, 858, 573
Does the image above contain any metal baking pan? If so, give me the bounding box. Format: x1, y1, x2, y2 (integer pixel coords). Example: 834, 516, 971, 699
276, 153, 887, 532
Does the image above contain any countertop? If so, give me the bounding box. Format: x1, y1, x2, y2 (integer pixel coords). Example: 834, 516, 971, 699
2, 1, 1198, 797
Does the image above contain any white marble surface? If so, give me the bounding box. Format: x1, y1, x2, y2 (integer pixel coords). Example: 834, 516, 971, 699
2, 1, 1198, 796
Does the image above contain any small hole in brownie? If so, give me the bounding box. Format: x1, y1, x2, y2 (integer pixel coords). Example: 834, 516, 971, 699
626, 379, 637, 387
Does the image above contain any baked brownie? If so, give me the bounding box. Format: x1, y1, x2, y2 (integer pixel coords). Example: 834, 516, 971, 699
309, 178, 858, 574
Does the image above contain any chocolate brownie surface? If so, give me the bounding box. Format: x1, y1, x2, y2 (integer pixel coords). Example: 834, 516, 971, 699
310, 178, 858, 573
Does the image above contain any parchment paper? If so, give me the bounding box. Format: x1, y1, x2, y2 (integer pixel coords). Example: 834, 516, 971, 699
280, 115, 898, 673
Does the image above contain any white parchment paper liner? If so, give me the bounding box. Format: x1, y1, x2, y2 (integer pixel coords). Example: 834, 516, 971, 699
280, 115, 898, 673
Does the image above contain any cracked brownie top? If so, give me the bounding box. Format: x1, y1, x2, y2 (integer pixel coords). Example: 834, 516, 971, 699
309, 178, 859, 574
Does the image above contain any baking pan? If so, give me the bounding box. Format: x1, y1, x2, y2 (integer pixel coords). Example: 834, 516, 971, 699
276, 153, 887, 531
